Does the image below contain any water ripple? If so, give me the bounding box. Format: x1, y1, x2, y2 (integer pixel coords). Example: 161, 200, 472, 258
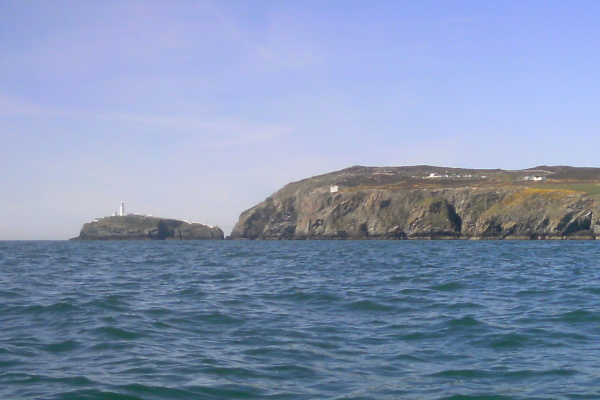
1, 241, 599, 399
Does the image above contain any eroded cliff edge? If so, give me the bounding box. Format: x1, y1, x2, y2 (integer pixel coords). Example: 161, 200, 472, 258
230, 165, 600, 240
72, 215, 224, 240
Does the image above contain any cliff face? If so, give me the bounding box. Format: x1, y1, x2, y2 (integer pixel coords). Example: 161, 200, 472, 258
231, 166, 600, 240
72, 215, 224, 240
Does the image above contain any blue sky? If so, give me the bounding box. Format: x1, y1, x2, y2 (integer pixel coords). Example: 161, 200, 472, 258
2, 1, 600, 239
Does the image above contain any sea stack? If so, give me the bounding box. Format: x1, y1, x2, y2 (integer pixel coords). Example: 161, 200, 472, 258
72, 205, 224, 240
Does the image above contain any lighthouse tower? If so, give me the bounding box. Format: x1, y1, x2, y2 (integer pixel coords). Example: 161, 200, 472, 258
119, 202, 125, 216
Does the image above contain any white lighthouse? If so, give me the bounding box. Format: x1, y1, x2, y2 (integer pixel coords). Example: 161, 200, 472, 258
120, 202, 125, 216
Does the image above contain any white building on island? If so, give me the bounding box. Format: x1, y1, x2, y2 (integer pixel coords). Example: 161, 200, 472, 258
523, 176, 547, 181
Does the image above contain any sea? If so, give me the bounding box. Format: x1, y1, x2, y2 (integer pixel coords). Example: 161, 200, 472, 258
1, 240, 600, 400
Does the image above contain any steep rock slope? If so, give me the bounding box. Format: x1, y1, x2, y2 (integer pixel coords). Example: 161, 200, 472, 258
231, 166, 600, 240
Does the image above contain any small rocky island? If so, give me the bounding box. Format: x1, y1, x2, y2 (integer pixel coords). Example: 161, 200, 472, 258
230, 165, 600, 240
72, 206, 224, 240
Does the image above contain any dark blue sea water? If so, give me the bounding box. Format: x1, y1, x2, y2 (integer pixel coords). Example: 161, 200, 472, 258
2, 240, 600, 399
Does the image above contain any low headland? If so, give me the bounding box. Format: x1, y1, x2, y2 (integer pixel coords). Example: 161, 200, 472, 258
230, 165, 600, 240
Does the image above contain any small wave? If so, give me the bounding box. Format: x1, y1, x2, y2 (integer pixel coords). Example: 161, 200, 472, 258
391, 353, 425, 362
307, 324, 346, 334
201, 366, 264, 379
399, 331, 439, 341
48, 375, 95, 386
207, 272, 237, 280
390, 275, 411, 282
16, 301, 78, 315
88, 342, 132, 352
54, 388, 145, 400
0, 359, 19, 368
581, 287, 600, 295
2, 372, 43, 385
175, 287, 207, 298
505, 368, 578, 379
429, 369, 490, 379
485, 332, 532, 348
429, 282, 465, 291
0, 288, 24, 298
198, 311, 245, 325
446, 316, 484, 327
398, 288, 430, 295
264, 364, 318, 379
445, 302, 484, 310
269, 287, 344, 304
436, 395, 517, 400
92, 326, 144, 340
242, 347, 277, 356
83, 295, 130, 312
559, 309, 600, 323
515, 289, 554, 298
120, 366, 159, 375
347, 299, 396, 312
151, 320, 172, 330
309, 340, 340, 350
142, 307, 174, 316
41, 339, 80, 353
184, 384, 267, 399
523, 327, 591, 344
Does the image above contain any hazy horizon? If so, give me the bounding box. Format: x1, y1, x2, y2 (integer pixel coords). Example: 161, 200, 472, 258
3, 1, 600, 239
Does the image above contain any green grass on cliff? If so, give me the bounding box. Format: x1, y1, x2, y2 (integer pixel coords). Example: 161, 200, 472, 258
538, 183, 600, 195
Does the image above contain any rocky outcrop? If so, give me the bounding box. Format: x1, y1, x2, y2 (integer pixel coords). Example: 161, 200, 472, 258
230, 166, 600, 240
72, 215, 224, 240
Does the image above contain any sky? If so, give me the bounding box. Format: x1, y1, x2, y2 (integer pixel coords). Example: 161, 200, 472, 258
2, 1, 600, 240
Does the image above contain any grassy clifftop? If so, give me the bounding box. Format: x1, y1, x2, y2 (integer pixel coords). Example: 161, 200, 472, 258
275, 165, 600, 197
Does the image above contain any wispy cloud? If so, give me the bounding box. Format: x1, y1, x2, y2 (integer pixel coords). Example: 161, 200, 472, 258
198, 1, 322, 71
75, 110, 292, 146
0, 92, 291, 148
0, 1, 321, 85
0, 93, 58, 116
208, 124, 292, 148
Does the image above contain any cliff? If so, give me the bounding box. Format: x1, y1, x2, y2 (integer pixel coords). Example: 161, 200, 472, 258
230, 165, 600, 240
72, 215, 224, 240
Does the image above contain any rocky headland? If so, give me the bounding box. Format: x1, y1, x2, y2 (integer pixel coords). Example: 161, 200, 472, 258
230, 165, 600, 240
72, 215, 224, 240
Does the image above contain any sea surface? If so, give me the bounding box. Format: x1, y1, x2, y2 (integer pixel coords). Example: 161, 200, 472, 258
1, 240, 600, 400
